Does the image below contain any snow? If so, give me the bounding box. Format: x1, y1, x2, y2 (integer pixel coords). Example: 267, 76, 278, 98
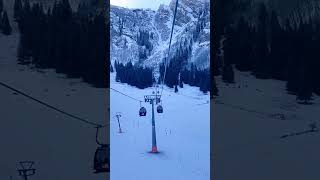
214, 69, 320, 180
0, 33, 108, 180
110, 72, 210, 180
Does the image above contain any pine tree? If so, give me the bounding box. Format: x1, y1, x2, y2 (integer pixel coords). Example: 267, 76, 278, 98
0, 0, 3, 30
234, 16, 252, 71
179, 79, 183, 88
212, 76, 218, 96
203, 70, 210, 93
24, 0, 31, 14
222, 64, 235, 83
14, 0, 23, 22
0, 0, 3, 14
223, 26, 236, 65
1, 11, 12, 35
254, 3, 269, 79
269, 10, 287, 80
110, 64, 114, 72
296, 68, 313, 104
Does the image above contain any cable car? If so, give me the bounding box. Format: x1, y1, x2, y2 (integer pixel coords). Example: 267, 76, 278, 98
93, 126, 109, 173
139, 107, 147, 116
94, 144, 110, 173
157, 105, 163, 113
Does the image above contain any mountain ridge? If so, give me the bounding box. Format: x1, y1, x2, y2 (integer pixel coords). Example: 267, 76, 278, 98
110, 0, 210, 72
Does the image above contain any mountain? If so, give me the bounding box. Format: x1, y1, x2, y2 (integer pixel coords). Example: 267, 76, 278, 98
110, 0, 210, 72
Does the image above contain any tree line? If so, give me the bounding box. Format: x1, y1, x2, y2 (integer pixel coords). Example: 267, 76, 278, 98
0, 0, 12, 35
220, 3, 320, 104
15, 0, 108, 88
159, 54, 210, 94
180, 64, 210, 93
113, 61, 154, 89
114, 57, 211, 94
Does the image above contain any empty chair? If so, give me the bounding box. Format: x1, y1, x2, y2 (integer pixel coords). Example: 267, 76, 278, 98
94, 144, 110, 173
157, 105, 163, 113
139, 107, 147, 116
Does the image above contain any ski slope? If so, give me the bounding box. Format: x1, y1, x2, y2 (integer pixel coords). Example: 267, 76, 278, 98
110, 72, 210, 180
0, 33, 108, 180
213, 69, 320, 180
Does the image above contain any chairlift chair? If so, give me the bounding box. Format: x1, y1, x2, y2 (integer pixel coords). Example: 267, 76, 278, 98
157, 105, 163, 113
94, 144, 110, 173
139, 107, 147, 116
93, 126, 109, 173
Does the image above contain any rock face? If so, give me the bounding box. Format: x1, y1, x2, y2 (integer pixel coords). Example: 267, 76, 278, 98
110, 0, 210, 71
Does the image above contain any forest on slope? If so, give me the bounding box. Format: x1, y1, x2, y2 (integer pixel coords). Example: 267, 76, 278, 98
214, 0, 320, 104
11, 0, 108, 88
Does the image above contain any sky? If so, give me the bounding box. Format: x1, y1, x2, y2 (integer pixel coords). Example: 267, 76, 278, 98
110, 0, 172, 10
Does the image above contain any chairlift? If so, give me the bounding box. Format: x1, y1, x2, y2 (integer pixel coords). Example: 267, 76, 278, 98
139, 107, 147, 116
94, 144, 110, 173
157, 105, 163, 113
94, 126, 110, 173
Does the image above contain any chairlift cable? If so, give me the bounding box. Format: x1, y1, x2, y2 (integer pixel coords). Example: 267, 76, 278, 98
0, 81, 107, 127
110, 87, 143, 102
160, 0, 179, 97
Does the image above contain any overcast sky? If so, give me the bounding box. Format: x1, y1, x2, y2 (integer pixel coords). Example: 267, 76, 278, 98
110, 0, 172, 10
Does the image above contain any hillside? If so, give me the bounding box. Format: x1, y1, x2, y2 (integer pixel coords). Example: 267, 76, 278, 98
0, 29, 108, 179
213, 69, 320, 180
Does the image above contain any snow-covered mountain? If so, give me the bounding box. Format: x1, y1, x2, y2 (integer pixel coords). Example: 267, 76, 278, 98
110, 0, 210, 71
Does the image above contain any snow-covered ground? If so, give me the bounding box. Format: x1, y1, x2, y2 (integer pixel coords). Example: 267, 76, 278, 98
0, 33, 108, 180
110, 73, 210, 180
213, 69, 320, 180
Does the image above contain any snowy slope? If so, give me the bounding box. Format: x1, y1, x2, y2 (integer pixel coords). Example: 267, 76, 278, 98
213, 69, 320, 180
110, 72, 210, 180
0, 33, 108, 180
